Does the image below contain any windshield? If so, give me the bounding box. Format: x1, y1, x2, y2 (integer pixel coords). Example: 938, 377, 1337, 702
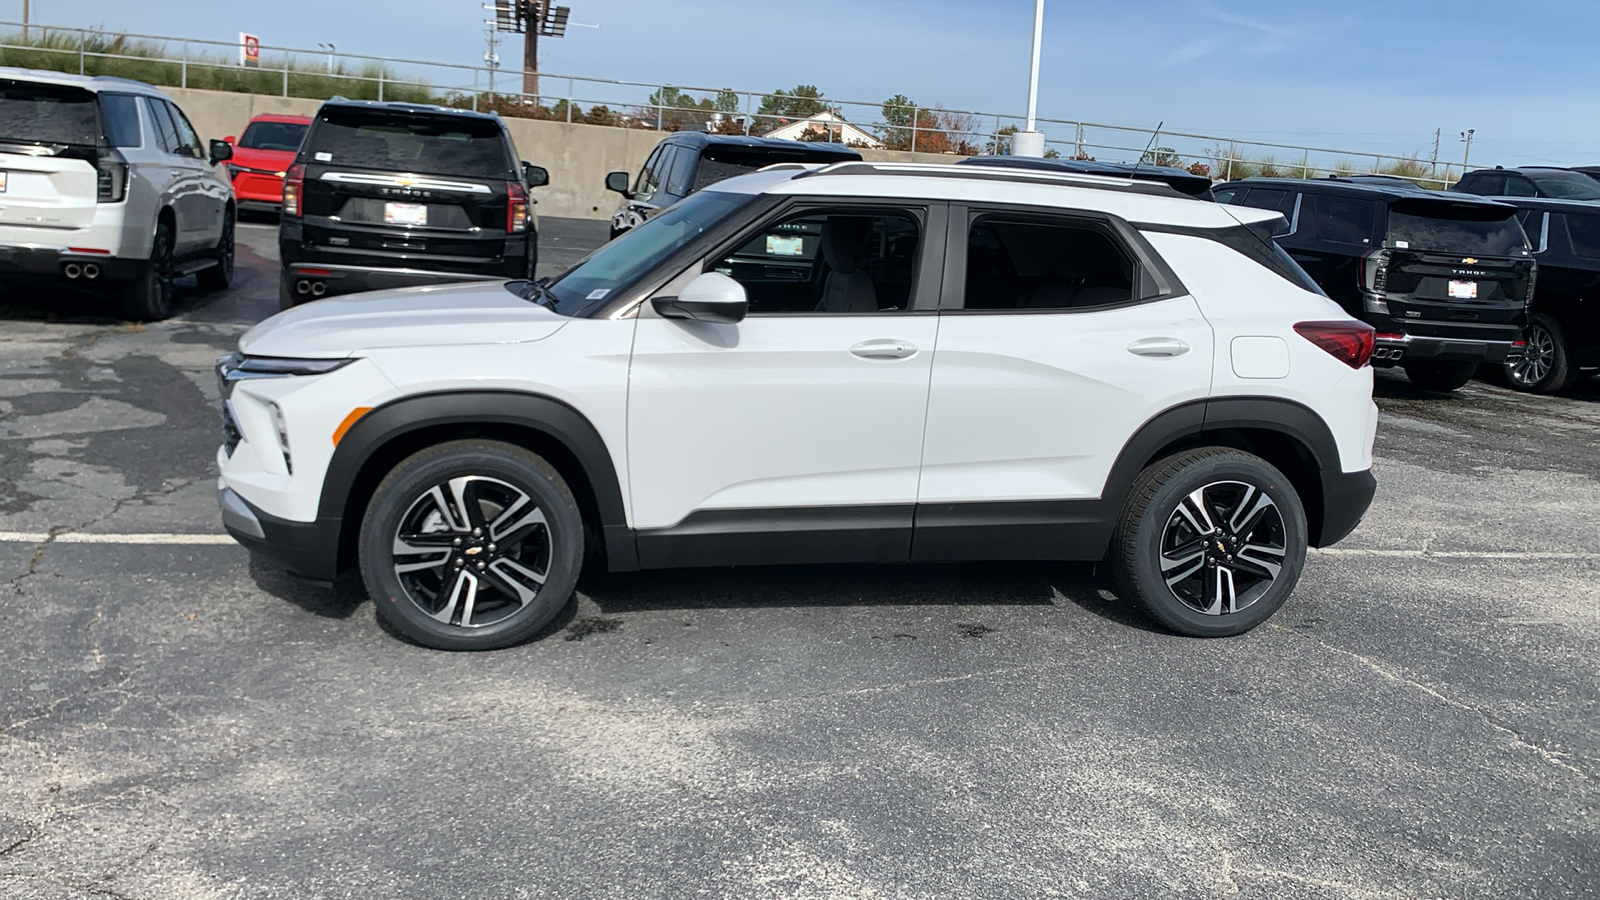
240, 120, 308, 152
1386, 211, 1527, 257
305, 109, 513, 179
1532, 170, 1600, 201
519, 189, 754, 316
0, 79, 98, 148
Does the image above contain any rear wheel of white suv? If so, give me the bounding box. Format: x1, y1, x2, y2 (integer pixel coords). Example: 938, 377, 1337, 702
196, 210, 235, 292
118, 220, 175, 322
359, 440, 585, 651
1111, 448, 1307, 637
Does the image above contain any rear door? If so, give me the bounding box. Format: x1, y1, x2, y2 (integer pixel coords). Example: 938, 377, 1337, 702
143, 97, 208, 250
1380, 202, 1532, 337
297, 107, 516, 266
1287, 192, 1379, 317
164, 100, 227, 247
0, 78, 101, 232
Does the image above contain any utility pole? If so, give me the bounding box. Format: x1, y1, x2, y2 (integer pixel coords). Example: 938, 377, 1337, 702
22, 0, 28, 41
1430, 128, 1441, 178
1461, 129, 1476, 172
1014, 0, 1046, 157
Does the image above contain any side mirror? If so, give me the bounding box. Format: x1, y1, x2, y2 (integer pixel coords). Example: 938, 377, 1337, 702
653, 272, 748, 324
605, 171, 632, 196
209, 139, 233, 165
523, 161, 549, 188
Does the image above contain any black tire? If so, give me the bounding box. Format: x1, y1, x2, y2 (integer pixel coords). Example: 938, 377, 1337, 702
359, 440, 585, 651
278, 271, 299, 312
1504, 314, 1576, 395
1110, 448, 1307, 637
196, 208, 235, 291
118, 219, 175, 321
1404, 361, 1476, 393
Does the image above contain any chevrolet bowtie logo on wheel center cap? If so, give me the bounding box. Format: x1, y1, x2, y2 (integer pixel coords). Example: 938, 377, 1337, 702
464, 546, 483, 556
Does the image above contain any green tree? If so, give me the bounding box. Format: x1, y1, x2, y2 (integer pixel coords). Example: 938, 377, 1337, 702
714, 89, 741, 114
755, 84, 826, 133
880, 94, 919, 150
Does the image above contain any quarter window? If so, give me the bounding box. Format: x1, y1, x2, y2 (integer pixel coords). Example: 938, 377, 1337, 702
1236, 188, 1296, 217
1304, 194, 1378, 245
961, 216, 1136, 311
1458, 172, 1505, 196
98, 93, 142, 148
711, 209, 921, 314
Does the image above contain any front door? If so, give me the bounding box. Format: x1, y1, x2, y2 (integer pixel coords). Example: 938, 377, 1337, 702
914, 207, 1215, 560
626, 201, 944, 567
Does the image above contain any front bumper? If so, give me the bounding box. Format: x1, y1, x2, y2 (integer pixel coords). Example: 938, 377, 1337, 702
1371, 334, 1524, 367
1315, 468, 1377, 548
218, 485, 343, 580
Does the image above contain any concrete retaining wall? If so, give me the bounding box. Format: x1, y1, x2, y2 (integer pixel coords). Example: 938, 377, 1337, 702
163, 87, 964, 221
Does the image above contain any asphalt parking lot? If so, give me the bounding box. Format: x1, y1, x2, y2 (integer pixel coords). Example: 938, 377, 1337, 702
0, 218, 1596, 900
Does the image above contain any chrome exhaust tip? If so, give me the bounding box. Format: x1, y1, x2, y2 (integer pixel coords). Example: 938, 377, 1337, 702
82, 263, 100, 279
296, 279, 312, 295
63, 263, 82, 279
310, 281, 326, 297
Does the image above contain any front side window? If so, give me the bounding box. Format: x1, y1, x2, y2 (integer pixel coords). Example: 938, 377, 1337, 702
1530, 170, 1600, 201
666, 145, 698, 197
530, 188, 754, 316
0, 79, 98, 147
98, 94, 142, 148
962, 216, 1136, 310
711, 208, 922, 314
1563, 213, 1600, 260
164, 102, 205, 159
239, 120, 309, 152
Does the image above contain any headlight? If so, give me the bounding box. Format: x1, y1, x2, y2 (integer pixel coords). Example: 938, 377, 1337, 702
216, 353, 353, 398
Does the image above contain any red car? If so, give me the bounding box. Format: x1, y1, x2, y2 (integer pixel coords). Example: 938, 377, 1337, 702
224, 114, 312, 214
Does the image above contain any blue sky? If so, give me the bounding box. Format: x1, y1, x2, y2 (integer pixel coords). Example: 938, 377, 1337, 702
15, 0, 1600, 169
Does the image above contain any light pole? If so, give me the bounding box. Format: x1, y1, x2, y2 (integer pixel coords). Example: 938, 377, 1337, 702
1014, 0, 1046, 157
316, 42, 336, 74
22, 0, 29, 41
1460, 129, 1476, 172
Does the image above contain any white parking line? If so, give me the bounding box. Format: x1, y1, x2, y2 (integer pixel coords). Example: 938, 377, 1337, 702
1313, 548, 1598, 561
0, 532, 237, 545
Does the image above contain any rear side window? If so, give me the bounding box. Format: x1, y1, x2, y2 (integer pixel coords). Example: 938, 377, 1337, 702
98, 93, 142, 148
1503, 176, 1538, 198
305, 109, 514, 179
1304, 194, 1378, 245
0, 79, 98, 147
1563, 213, 1600, 260
239, 120, 308, 152
1387, 210, 1526, 256
1211, 187, 1239, 204
1457, 172, 1504, 196
962, 216, 1137, 311
143, 97, 182, 156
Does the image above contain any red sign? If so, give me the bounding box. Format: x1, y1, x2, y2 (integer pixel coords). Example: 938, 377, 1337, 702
240, 33, 261, 67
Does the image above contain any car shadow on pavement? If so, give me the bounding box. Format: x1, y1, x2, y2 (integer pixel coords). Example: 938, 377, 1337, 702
248, 558, 367, 619
0, 274, 216, 323
578, 560, 1165, 633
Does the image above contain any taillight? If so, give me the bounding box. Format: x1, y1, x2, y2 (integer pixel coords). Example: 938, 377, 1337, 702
1295, 320, 1376, 370
1359, 249, 1389, 293
283, 164, 305, 217
506, 181, 529, 234
96, 156, 128, 203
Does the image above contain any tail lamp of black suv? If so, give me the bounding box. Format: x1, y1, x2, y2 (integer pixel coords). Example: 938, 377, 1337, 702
1295, 320, 1377, 369
1359, 249, 1390, 313
282, 164, 305, 217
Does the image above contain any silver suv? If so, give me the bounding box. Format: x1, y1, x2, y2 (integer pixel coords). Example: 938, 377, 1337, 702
0, 68, 236, 320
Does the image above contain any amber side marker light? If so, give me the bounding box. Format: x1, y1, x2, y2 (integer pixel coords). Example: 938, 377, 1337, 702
332, 407, 373, 446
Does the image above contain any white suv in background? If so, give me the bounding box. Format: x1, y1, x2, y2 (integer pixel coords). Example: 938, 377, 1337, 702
0, 69, 236, 320
216, 161, 1380, 650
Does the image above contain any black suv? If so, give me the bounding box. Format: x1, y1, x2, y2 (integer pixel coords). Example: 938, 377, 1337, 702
1215, 177, 1534, 392
958, 155, 1214, 199
278, 100, 548, 308
1481, 198, 1600, 392
1451, 166, 1600, 202
604, 132, 860, 239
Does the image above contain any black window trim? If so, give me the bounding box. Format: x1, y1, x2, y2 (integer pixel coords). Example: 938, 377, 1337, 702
939, 202, 1186, 314
690, 195, 948, 317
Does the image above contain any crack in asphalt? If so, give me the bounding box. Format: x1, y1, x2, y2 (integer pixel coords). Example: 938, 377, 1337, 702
1270, 624, 1588, 779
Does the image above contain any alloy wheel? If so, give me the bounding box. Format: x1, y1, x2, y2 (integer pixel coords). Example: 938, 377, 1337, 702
390, 475, 553, 629
1508, 323, 1556, 388
1159, 481, 1287, 616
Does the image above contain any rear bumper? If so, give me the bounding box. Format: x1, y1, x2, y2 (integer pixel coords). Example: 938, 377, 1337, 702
238, 199, 283, 214
282, 261, 508, 297
218, 485, 343, 580
1372, 334, 1524, 367
0, 241, 142, 280
1315, 468, 1376, 548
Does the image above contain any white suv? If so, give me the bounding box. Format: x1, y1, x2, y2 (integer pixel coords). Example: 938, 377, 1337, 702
0, 69, 236, 320
216, 161, 1379, 650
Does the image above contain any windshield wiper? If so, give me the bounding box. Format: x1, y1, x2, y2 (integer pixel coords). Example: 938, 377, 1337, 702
522, 277, 559, 311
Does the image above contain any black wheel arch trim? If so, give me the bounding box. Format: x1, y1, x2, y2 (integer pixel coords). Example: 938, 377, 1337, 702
318, 390, 636, 575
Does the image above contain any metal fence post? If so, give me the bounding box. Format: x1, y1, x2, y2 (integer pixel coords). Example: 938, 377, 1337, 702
282, 56, 289, 96
378, 69, 384, 102
910, 106, 918, 153
472, 68, 479, 111
78, 38, 85, 75
1301, 148, 1311, 179
181, 41, 188, 88
567, 78, 574, 123
656, 92, 663, 131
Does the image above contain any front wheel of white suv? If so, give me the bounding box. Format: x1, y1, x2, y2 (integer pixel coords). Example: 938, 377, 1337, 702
1110, 448, 1308, 637
359, 440, 586, 651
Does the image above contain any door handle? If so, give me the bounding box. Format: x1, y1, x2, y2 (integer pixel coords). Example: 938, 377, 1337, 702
850, 339, 917, 360
1127, 337, 1191, 358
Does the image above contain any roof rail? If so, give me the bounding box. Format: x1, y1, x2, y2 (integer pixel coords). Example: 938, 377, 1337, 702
792, 161, 1184, 199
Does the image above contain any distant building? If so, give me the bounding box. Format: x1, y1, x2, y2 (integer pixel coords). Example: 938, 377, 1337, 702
762, 111, 886, 150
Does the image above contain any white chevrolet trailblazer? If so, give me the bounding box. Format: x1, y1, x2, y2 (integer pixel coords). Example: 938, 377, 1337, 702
216, 161, 1379, 650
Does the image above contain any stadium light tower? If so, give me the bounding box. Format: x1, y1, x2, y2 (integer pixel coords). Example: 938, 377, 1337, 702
491, 1, 572, 103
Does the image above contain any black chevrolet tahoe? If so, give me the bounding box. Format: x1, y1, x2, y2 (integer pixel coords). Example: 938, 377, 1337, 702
1483, 197, 1600, 393
278, 100, 548, 308
1215, 177, 1533, 392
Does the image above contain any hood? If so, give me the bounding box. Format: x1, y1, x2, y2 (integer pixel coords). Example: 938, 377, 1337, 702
238, 281, 571, 358
230, 145, 295, 172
